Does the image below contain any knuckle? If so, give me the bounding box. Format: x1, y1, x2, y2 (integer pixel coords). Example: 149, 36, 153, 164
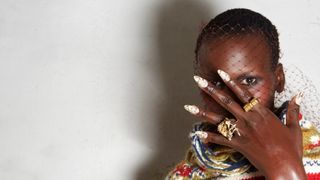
236, 113, 247, 122
291, 107, 300, 113
217, 115, 225, 122
288, 107, 300, 117
220, 96, 233, 105
229, 80, 236, 87
207, 86, 216, 94
199, 110, 207, 118
254, 105, 269, 116
246, 113, 264, 127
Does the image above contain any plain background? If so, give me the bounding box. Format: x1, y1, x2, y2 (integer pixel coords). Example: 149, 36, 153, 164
0, 0, 320, 179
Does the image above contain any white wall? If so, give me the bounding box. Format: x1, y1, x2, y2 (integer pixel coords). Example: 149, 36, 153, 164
0, 0, 319, 179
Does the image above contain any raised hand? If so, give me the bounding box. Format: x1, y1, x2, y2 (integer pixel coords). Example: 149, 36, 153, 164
184, 69, 307, 180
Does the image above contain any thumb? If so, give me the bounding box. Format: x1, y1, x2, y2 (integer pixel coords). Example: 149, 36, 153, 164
286, 92, 304, 130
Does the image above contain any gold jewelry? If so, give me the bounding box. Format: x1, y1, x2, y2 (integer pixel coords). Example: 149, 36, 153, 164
243, 97, 260, 112
217, 118, 240, 141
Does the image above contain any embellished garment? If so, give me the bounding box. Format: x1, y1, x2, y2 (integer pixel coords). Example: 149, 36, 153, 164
165, 100, 320, 179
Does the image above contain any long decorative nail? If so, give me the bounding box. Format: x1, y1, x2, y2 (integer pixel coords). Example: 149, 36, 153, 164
295, 92, 304, 105
194, 131, 208, 139
193, 75, 208, 88
184, 105, 199, 115
217, 69, 230, 82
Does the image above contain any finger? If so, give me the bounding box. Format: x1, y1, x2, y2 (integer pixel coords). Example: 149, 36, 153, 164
217, 69, 253, 104
194, 131, 236, 147
286, 92, 304, 130
183, 105, 225, 125
193, 75, 245, 119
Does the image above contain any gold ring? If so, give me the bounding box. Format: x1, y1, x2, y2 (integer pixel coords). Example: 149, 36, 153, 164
243, 97, 260, 112
217, 117, 241, 141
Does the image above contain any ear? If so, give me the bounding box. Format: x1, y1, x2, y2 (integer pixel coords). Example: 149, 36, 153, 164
274, 63, 285, 93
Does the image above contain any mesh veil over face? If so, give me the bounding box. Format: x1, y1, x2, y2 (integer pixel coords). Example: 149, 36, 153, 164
166, 8, 320, 179
193, 19, 320, 130
189, 8, 320, 176
193, 9, 281, 118
195, 28, 280, 122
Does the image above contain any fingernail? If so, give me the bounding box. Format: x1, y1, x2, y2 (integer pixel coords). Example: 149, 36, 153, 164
194, 131, 208, 139
193, 75, 208, 88
217, 69, 230, 82
295, 92, 304, 105
184, 105, 199, 115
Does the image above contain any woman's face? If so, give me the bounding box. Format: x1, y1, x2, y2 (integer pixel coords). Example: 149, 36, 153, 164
197, 33, 285, 118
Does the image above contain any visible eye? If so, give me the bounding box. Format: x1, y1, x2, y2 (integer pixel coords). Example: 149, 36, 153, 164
240, 77, 258, 86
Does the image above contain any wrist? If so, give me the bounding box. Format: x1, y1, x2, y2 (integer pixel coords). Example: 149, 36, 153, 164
263, 160, 307, 180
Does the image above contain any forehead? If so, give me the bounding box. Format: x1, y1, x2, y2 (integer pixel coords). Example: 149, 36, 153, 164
198, 34, 272, 77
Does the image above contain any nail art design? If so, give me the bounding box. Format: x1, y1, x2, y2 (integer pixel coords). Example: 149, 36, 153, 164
295, 92, 304, 105
193, 75, 208, 88
194, 131, 208, 139
184, 105, 200, 115
217, 69, 230, 82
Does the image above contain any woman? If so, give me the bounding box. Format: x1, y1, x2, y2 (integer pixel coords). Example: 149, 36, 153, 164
166, 8, 320, 179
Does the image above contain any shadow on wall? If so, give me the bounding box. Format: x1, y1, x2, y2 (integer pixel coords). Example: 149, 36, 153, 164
135, 1, 215, 179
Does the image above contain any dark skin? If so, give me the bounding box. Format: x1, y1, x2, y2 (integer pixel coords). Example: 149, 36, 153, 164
189, 34, 307, 179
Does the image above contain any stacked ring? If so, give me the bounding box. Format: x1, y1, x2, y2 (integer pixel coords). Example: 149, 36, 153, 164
243, 97, 260, 112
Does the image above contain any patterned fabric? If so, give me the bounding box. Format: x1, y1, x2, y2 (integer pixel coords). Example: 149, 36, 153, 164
166, 100, 320, 179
